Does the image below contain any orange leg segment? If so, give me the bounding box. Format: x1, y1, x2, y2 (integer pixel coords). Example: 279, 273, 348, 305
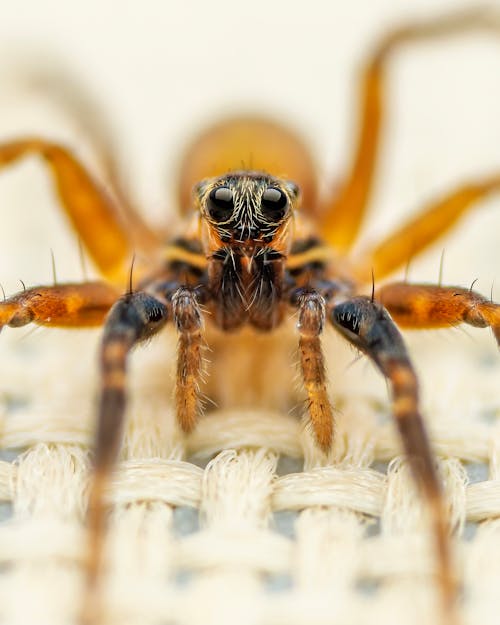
320, 10, 500, 253
354, 176, 500, 282
378, 282, 500, 345
0, 282, 119, 330
0, 139, 133, 283
11, 66, 163, 251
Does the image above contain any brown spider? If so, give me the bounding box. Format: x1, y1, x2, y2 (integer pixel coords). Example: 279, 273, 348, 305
0, 9, 499, 625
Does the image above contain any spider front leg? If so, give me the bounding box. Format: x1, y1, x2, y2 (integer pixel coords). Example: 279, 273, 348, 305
85, 290, 169, 618
85, 283, 207, 622
330, 296, 456, 620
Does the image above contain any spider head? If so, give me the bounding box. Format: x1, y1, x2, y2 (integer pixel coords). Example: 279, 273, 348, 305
195, 172, 299, 255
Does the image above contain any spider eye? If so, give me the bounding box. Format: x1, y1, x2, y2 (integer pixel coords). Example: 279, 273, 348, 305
261, 187, 288, 221
207, 187, 234, 222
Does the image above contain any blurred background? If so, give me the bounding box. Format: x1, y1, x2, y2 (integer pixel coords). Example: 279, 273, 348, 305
0, 0, 498, 297
0, 0, 500, 292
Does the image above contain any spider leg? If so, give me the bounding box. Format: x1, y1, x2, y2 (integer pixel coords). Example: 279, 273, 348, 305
11, 65, 163, 250
0, 139, 143, 283
0, 281, 119, 329
85, 290, 169, 623
330, 296, 456, 618
85, 283, 207, 621
290, 288, 334, 452
377, 282, 500, 345
171, 286, 206, 434
320, 9, 500, 252
353, 177, 500, 282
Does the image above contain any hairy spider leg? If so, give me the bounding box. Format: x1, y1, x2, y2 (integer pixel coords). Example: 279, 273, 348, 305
0, 139, 137, 283
291, 288, 334, 452
377, 282, 500, 345
354, 176, 500, 282
320, 10, 500, 252
330, 296, 456, 622
85, 283, 206, 622
172, 287, 206, 434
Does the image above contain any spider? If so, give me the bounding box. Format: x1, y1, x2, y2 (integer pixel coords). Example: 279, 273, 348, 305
0, 9, 499, 625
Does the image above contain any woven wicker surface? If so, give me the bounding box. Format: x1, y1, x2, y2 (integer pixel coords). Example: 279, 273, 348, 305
0, 2, 499, 624
0, 321, 498, 625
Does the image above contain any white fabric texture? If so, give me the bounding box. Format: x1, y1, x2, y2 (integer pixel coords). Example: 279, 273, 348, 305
0, 318, 498, 625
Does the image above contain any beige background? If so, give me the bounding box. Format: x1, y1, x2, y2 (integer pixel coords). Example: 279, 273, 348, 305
0, 0, 499, 289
